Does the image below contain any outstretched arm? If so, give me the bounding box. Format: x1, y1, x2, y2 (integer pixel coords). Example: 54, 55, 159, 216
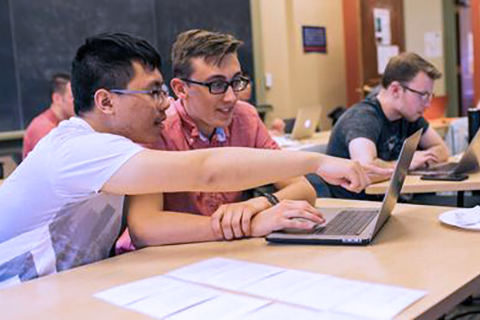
103, 148, 375, 195
349, 137, 395, 183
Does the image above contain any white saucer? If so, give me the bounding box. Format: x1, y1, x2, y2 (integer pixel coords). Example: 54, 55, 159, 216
439, 207, 480, 230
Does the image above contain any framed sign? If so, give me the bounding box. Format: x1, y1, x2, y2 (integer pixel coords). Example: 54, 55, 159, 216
302, 26, 327, 53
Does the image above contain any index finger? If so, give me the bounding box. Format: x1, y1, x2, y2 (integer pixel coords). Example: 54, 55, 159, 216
363, 164, 394, 176
283, 200, 323, 217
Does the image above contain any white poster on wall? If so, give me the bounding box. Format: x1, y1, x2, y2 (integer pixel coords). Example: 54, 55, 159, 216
377, 45, 399, 74
373, 8, 391, 45
468, 32, 474, 75
424, 31, 442, 58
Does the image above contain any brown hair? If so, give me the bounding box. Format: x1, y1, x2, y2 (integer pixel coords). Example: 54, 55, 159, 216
50, 73, 71, 96
171, 29, 243, 78
381, 52, 442, 88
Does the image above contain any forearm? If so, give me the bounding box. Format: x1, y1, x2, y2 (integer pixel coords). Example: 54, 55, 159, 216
129, 210, 219, 247
273, 177, 316, 206
371, 158, 396, 169
109, 148, 323, 195
427, 144, 449, 162
196, 148, 322, 192
365, 158, 395, 183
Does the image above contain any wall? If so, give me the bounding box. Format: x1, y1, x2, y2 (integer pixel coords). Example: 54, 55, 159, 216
256, 0, 347, 130
472, 0, 480, 105
403, 0, 446, 96
256, 0, 293, 123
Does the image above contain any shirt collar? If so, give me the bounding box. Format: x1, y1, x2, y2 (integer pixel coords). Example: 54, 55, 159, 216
173, 99, 230, 142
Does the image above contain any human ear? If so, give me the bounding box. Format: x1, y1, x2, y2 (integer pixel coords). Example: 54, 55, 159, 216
170, 78, 188, 99
389, 81, 403, 98
94, 89, 114, 114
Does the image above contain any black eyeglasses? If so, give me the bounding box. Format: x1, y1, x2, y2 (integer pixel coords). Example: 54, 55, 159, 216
181, 76, 250, 95
400, 84, 434, 102
110, 84, 170, 104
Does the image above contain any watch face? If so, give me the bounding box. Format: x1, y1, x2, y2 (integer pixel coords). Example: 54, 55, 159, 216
263, 193, 279, 206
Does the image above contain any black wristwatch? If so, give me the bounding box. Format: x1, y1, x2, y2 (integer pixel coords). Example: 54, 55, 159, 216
258, 190, 280, 206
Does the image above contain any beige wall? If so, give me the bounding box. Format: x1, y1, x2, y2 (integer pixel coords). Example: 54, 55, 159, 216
252, 0, 446, 128
254, 0, 347, 130
403, 0, 446, 96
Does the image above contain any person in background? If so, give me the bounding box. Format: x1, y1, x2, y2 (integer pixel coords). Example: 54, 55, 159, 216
115, 29, 316, 252
0, 32, 383, 287
269, 118, 286, 136
324, 52, 449, 199
22, 73, 74, 158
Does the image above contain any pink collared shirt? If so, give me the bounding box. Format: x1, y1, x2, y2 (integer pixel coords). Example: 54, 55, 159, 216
115, 99, 280, 254
23, 108, 61, 159
148, 98, 280, 216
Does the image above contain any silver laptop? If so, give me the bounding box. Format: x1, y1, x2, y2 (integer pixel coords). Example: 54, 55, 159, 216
290, 106, 322, 140
266, 129, 422, 246
410, 128, 480, 176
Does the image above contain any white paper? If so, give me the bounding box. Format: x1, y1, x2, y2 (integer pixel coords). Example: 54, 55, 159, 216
377, 45, 399, 74
241, 269, 330, 299
167, 257, 284, 290
332, 283, 426, 320
241, 303, 327, 320
95, 258, 426, 320
126, 280, 220, 319
373, 8, 391, 45
166, 293, 269, 320
281, 276, 369, 310
94, 275, 180, 306
424, 31, 442, 58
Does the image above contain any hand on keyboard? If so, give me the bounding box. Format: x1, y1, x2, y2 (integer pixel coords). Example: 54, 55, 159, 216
251, 200, 325, 237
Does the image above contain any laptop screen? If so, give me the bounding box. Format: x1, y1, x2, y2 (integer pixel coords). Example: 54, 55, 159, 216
455, 128, 480, 174
372, 129, 422, 235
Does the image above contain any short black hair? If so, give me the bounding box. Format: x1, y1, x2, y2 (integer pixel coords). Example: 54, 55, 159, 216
50, 73, 71, 97
71, 32, 162, 115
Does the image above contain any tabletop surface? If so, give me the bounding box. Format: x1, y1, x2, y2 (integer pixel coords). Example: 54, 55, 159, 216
1, 199, 479, 320
366, 171, 480, 194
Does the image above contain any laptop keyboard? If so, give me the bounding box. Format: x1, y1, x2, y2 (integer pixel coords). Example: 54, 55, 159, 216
429, 162, 458, 172
314, 209, 378, 236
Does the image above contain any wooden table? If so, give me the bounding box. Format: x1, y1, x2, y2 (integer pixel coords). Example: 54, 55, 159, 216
366, 171, 480, 207
1, 199, 480, 320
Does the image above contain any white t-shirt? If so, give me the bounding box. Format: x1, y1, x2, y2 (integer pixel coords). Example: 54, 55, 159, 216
0, 117, 143, 288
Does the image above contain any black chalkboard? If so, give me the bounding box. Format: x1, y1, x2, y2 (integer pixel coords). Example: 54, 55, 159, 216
0, 0, 254, 132
0, 0, 21, 131
154, 0, 254, 90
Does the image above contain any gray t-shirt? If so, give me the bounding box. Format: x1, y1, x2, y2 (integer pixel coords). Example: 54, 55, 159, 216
325, 97, 428, 199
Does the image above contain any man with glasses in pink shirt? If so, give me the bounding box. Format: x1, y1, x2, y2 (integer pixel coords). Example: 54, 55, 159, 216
116, 29, 318, 251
